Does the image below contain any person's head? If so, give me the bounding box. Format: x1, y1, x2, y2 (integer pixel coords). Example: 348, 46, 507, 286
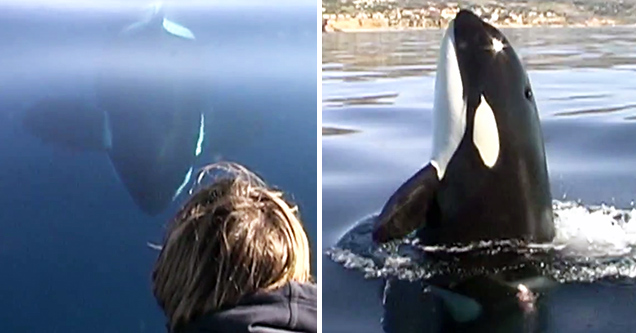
152, 162, 312, 331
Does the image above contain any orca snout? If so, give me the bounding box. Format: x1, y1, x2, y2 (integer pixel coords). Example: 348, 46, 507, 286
451, 10, 506, 56
453, 9, 486, 28
453, 9, 493, 35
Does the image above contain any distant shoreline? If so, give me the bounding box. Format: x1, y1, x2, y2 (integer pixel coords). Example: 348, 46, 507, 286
322, 1, 634, 32
322, 17, 622, 33
322, 20, 634, 33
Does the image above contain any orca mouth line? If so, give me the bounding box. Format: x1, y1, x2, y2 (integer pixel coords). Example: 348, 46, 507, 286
329, 200, 636, 283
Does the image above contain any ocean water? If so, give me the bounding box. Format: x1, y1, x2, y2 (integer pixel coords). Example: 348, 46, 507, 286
323, 27, 636, 332
0, 2, 316, 332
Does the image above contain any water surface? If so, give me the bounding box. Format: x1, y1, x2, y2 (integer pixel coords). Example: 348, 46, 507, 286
0, 2, 316, 331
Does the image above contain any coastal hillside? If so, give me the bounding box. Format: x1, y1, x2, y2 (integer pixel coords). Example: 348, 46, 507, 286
322, 0, 636, 30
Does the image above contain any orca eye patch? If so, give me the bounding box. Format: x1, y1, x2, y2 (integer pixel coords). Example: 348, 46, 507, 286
524, 87, 533, 100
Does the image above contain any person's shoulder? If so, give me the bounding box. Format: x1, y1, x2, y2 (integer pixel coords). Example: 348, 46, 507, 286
177, 282, 317, 333
288, 281, 317, 306
287, 282, 317, 333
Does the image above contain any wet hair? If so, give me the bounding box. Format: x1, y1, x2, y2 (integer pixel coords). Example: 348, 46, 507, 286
152, 162, 312, 332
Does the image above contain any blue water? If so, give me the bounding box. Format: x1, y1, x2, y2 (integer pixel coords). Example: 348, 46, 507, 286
0, 2, 316, 332
323, 27, 636, 332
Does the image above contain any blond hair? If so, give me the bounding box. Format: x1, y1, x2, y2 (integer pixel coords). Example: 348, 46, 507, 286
152, 162, 312, 331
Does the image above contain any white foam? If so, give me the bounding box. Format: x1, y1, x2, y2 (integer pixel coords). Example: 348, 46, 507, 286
550, 201, 636, 257
329, 200, 636, 283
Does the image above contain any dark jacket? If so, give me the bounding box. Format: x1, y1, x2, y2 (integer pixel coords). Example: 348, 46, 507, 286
178, 282, 317, 333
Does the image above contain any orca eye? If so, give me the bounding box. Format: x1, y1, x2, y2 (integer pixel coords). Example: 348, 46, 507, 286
524, 87, 533, 100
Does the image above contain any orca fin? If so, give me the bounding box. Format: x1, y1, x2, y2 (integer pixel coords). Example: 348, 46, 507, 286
372, 163, 441, 243
121, 2, 195, 40
162, 17, 195, 40
505, 276, 557, 292
22, 97, 111, 152
445, 267, 556, 316
122, 2, 163, 34
428, 286, 483, 323
492, 265, 559, 293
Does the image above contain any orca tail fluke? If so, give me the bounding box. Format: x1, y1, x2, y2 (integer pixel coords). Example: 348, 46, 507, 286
22, 97, 111, 152
122, 1, 196, 40
372, 163, 441, 243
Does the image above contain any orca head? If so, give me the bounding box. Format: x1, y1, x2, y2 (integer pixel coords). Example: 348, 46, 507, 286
431, 9, 539, 179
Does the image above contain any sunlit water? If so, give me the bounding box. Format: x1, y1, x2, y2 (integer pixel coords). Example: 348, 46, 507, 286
323, 27, 636, 333
0, 2, 316, 332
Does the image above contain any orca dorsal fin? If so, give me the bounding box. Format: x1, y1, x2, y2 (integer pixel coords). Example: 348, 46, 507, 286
372, 163, 441, 243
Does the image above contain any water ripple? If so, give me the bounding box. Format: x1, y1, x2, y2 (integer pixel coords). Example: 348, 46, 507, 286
328, 200, 636, 284
323, 27, 636, 81
554, 103, 636, 117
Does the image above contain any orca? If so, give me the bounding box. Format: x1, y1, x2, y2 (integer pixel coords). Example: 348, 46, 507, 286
382, 268, 557, 330
22, 3, 207, 215
368, 9, 559, 324
372, 10, 555, 246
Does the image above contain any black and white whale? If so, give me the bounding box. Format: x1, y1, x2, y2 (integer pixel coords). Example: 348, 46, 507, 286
372, 10, 555, 246
370, 10, 558, 324
22, 3, 207, 216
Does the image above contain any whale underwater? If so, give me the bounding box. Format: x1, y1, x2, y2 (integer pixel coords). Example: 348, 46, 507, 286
370, 10, 558, 322
22, 4, 208, 216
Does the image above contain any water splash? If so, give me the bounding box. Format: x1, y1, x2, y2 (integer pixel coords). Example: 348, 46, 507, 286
328, 200, 636, 283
